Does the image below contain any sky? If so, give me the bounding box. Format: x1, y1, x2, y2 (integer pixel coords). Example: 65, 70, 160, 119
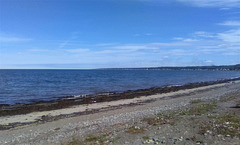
0, 0, 240, 69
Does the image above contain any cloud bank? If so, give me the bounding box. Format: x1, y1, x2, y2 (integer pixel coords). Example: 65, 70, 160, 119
177, 0, 240, 8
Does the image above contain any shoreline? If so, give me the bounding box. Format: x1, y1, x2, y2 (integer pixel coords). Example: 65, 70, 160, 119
1, 77, 240, 118
0, 78, 240, 130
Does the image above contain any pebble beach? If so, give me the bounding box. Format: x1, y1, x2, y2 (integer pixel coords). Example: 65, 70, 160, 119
0, 80, 240, 145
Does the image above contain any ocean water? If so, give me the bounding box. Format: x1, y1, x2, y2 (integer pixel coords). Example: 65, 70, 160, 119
0, 69, 239, 105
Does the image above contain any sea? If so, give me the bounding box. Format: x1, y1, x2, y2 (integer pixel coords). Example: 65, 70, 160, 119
0, 69, 240, 105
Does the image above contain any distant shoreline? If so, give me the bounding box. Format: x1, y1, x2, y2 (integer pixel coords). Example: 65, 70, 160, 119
99, 64, 240, 71
1, 63, 240, 71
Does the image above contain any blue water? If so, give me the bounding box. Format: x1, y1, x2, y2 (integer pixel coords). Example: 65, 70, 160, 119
0, 69, 239, 105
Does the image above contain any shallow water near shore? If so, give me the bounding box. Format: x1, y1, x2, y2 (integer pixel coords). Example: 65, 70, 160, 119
0, 69, 240, 105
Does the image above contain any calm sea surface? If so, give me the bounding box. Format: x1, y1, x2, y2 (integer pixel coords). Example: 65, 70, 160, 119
0, 69, 239, 105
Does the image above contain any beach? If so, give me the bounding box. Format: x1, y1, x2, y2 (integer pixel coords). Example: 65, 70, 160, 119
0, 79, 240, 145
2, 0, 240, 144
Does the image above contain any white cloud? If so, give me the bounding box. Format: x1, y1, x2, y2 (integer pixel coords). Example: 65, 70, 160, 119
95, 43, 118, 46
220, 7, 231, 10
65, 48, 90, 53
0, 36, 31, 42
133, 33, 153, 37
95, 45, 151, 54
177, 0, 240, 8
169, 49, 196, 56
104, 42, 192, 53
217, 29, 240, 43
194, 31, 215, 38
218, 21, 240, 26
173, 37, 184, 40
182, 38, 199, 42
112, 45, 148, 50
23, 27, 239, 62
205, 60, 213, 63
133, 34, 141, 37
59, 40, 70, 48
149, 42, 191, 47
6, 24, 240, 68
28, 49, 49, 52
145, 33, 153, 36
223, 52, 240, 55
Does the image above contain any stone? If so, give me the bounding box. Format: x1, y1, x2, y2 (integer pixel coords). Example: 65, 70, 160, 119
161, 140, 166, 144
178, 136, 183, 141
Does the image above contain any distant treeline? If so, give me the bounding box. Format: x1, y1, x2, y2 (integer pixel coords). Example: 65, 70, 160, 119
103, 64, 240, 71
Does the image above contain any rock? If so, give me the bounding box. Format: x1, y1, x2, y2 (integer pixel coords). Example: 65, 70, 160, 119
149, 139, 154, 143
161, 140, 166, 144
143, 139, 155, 144
178, 136, 183, 141
134, 126, 140, 129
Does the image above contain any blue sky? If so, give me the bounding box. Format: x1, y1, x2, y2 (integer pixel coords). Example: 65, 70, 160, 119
0, 0, 240, 69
